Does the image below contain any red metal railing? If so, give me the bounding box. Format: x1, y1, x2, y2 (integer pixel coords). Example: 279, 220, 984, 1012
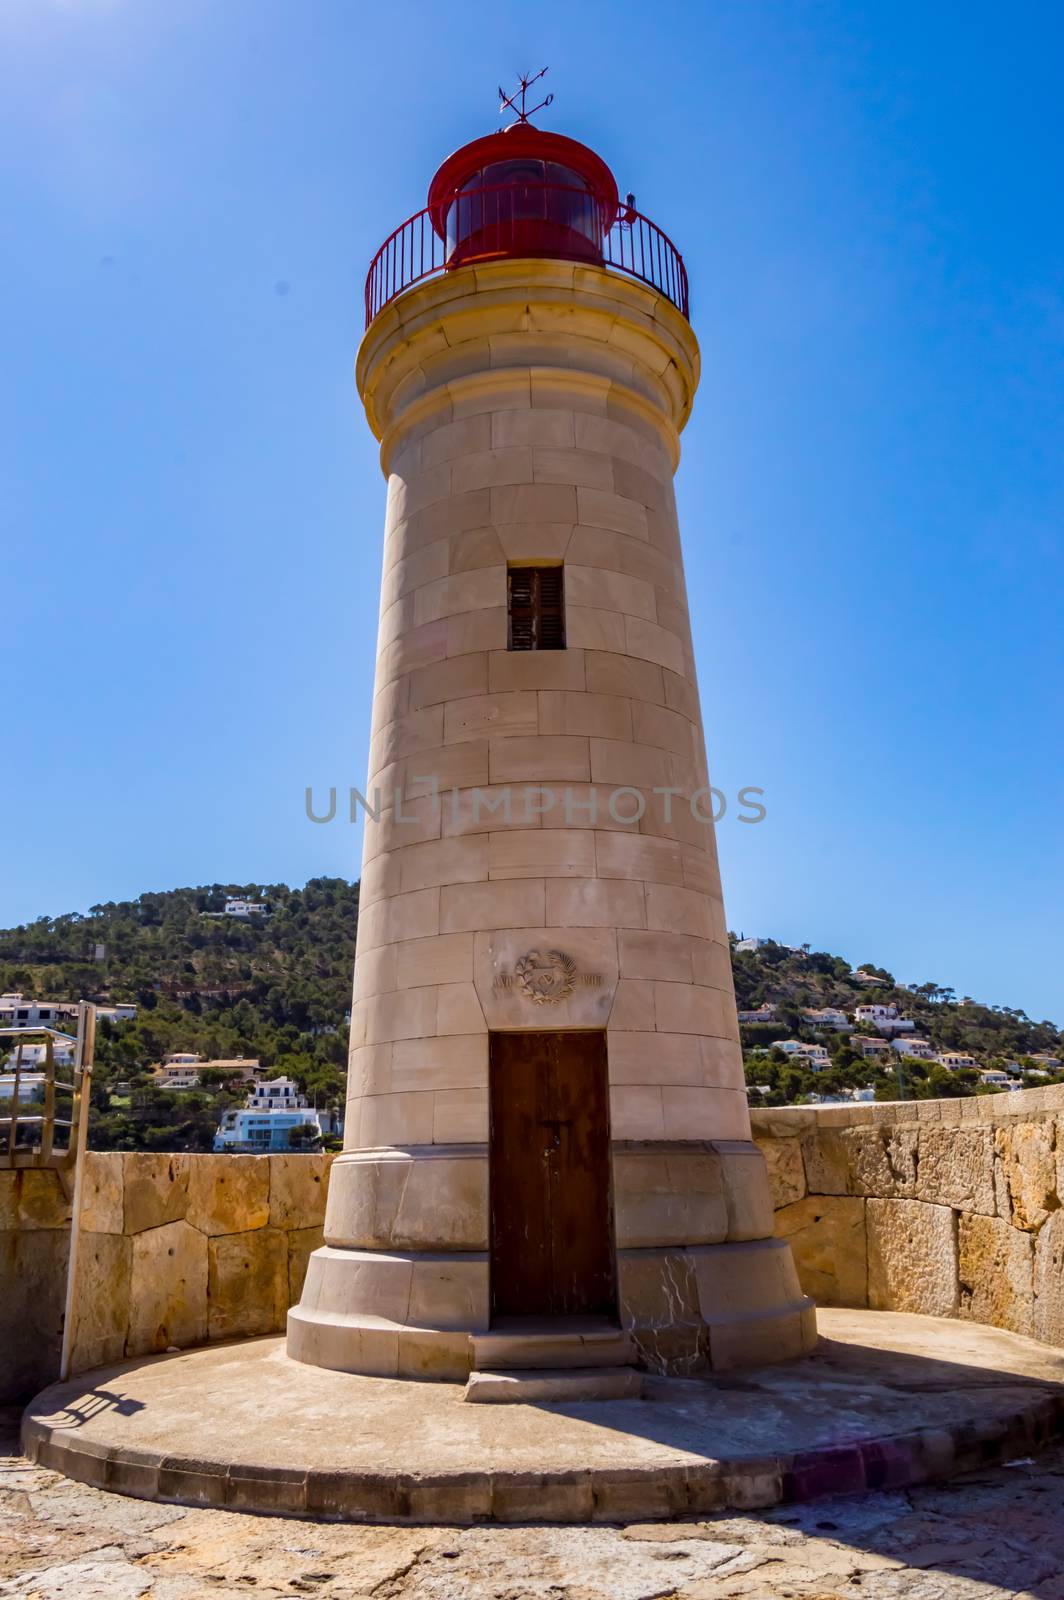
364, 183, 689, 327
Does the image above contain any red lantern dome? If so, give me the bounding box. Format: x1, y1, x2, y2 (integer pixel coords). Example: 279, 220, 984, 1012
426, 126, 621, 270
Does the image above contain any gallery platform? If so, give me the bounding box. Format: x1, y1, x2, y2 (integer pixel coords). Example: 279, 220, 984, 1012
22, 1309, 1064, 1524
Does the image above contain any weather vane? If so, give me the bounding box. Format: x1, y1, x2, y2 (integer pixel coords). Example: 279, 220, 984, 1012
498, 67, 554, 126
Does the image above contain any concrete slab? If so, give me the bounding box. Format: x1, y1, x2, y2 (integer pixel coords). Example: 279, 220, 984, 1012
464, 1365, 644, 1402
22, 1310, 1064, 1524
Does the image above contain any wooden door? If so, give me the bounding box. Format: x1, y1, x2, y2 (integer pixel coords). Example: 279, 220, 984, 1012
489, 1030, 614, 1320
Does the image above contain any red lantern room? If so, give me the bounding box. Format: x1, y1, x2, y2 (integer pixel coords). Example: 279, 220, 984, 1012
363, 74, 688, 328
427, 126, 620, 270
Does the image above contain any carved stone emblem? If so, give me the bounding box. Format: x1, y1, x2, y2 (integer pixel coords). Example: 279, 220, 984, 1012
494, 948, 602, 1004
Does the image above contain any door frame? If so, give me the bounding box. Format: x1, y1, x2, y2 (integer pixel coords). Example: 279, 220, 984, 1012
487, 1027, 618, 1324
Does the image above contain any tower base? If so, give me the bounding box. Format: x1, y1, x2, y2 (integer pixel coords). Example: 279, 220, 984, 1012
286, 1141, 817, 1378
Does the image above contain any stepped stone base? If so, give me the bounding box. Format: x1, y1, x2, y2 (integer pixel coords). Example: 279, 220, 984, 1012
464, 1366, 644, 1403
24, 1311, 1064, 1523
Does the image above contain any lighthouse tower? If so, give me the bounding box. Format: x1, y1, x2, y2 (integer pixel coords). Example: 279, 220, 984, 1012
288, 94, 816, 1380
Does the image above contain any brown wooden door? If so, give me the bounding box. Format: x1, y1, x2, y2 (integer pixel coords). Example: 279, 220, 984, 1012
489, 1030, 615, 1320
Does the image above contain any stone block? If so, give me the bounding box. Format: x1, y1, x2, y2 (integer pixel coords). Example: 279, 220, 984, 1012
774, 1196, 867, 1307
617, 1245, 700, 1332
757, 1135, 806, 1207
914, 1126, 996, 1214
268, 1152, 330, 1230
867, 1199, 958, 1317
81, 1154, 124, 1233
127, 1218, 208, 1354
995, 1118, 1058, 1231
0, 1227, 67, 1403
715, 1140, 775, 1240
186, 1155, 269, 1236
70, 1231, 132, 1372
123, 1153, 190, 1233
612, 1146, 727, 1248
1033, 1210, 1064, 1345
408, 1254, 489, 1329
287, 1225, 324, 1305
16, 1169, 70, 1229
958, 1212, 1034, 1335
207, 1228, 289, 1341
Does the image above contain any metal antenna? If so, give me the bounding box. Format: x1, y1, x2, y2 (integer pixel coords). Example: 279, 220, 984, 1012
498, 67, 554, 126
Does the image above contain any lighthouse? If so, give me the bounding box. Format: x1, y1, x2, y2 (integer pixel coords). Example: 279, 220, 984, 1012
288, 85, 816, 1381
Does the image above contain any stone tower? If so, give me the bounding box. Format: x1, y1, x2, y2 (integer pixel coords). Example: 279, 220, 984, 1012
288, 115, 816, 1379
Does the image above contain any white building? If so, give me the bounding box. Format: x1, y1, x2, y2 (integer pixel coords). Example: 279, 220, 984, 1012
937, 1051, 978, 1073
891, 1037, 936, 1059
0, 1070, 47, 1102
778, 1040, 831, 1070
854, 1004, 916, 1037
852, 1034, 891, 1059
738, 1003, 778, 1024
224, 897, 268, 919
979, 1069, 1014, 1090
151, 1055, 263, 1090
851, 970, 886, 986
1029, 1054, 1062, 1072
734, 937, 768, 954
803, 1008, 852, 1032
213, 1076, 340, 1153
0, 993, 136, 1029
3, 1032, 76, 1070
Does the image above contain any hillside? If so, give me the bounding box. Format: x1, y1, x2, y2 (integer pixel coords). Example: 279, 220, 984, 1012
2, 882, 1060, 1144
0, 879, 357, 1151
734, 941, 1063, 1104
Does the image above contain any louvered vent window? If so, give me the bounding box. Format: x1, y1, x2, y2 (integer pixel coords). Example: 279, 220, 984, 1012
507, 566, 566, 651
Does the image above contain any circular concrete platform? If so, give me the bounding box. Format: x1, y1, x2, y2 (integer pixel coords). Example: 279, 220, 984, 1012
22, 1310, 1064, 1524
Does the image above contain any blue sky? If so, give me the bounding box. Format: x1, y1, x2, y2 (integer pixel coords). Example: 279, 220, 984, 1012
2, 1, 1061, 1021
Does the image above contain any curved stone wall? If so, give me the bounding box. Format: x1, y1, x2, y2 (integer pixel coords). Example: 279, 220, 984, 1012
751, 1084, 1064, 1344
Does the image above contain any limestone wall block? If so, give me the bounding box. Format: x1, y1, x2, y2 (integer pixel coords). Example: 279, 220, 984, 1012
958, 1213, 1034, 1335
612, 1145, 728, 1248
867, 1199, 958, 1317
757, 1136, 807, 1208
585, 649, 665, 704
123, 1153, 190, 1234
714, 1141, 776, 1240
287, 1225, 325, 1305
537, 689, 633, 741
914, 1126, 996, 1214
433, 1086, 489, 1143
394, 931, 475, 988
440, 877, 545, 933
565, 564, 657, 622
645, 884, 715, 939
127, 1219, 208, 1354
449, 526, 508, 572
546, 877, 646, 930
70, 1231, 131, 1371
608, 981, 655, 1032
207, 1228, 288, 1342
488, 734, 592, 784
607, 1029, 702, 1085
436, 982, 487, 1037
357, 886, 440, 950
363, 987, 437, 1047
186, 1154, 269, 1236
445, 605, 507, 659
653, 981, 728, 1039
589, 736, 671, 790
491, 406, 574, 448
610, 1084, 666, 1140
565, 604, 627, 653
773, 1196, 867, 1306
488, 827, 596, 879
360, 1090, 436, 1146
325, 1149, 488, 1251
81, 1154, 124, 1233
391, 1035, 490, 1095
0, 1227, 68, 1402
994, 1118, 1059, 1230
624, 616, 685, 676
408, 1255, 489, 1330
690, 1237, 805, 1322
14, 1169, 71, 1229
408, 651, 488, 711
567, 527, 679, 597
576, 484, 650, 540
473, 926, 618, 1031
368, 706, 443, 773
421, 411, 492, 465
352, 944, 398, 1001
405, 741, 490, 798
596, 831, 684, 887
488, 645, 586, 693
443, 690, 539, 744
1033, 1211, 1064, 1345
662, 1085, 750, 1142
490, 481, 578, 524
268, 1152, 330, 1230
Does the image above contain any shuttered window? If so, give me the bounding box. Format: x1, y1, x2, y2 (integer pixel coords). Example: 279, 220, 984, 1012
507, 566, 566, 651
